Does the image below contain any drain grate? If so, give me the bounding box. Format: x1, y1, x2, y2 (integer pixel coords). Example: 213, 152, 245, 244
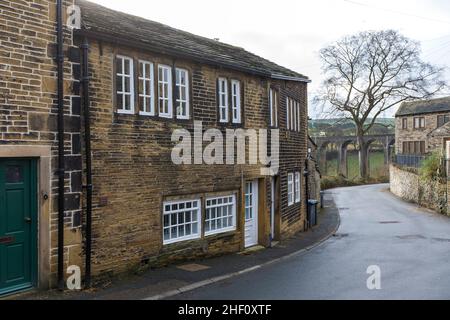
432, 237, 450, 243
176, 263, 211, 272
332, 233, 349, 239
396, 235, 426, 240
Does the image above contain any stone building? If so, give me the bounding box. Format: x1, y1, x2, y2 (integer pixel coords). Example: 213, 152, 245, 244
395, 97, 450, 156
0, 0, 310, 295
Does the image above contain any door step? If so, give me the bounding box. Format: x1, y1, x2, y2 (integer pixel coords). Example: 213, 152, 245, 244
239, 245, 265, 255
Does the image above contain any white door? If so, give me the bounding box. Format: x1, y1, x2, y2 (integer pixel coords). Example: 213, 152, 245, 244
245, 180, 259, 248
270, 177, 275, 240
446, 141, 450, 176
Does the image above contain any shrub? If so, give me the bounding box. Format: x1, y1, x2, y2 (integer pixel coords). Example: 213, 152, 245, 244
419, 151, 445, 182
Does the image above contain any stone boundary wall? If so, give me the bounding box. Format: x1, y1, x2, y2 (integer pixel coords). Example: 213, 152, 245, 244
390, 164, 447, 214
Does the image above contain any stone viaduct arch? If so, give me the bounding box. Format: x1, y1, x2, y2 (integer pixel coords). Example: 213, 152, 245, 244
313, 134, 395, 178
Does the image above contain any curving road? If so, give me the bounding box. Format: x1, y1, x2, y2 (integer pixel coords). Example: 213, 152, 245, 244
172, 184, 450, 300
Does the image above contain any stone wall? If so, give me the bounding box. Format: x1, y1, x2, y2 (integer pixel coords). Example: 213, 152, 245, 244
0, 0, 82, 287
390, 164, 447, 214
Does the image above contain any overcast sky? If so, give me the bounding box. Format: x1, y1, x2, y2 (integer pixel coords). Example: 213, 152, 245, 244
88, 0, 450, 119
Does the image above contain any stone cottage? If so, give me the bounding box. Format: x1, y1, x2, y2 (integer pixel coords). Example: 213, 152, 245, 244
395, 97, 450, 156
0, 0, 311, 295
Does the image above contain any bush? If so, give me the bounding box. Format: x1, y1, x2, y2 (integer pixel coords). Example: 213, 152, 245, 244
419, 151, 445, 182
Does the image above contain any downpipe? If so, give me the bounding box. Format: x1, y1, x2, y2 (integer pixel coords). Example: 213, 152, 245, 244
56, 0, 65, 291
81, 38, 93, 288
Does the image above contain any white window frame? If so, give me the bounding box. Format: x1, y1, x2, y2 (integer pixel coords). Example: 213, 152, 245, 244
286, 97, 290, 130
163, 199, 201, 245
218, 77, 229, 123
231, 80, 241, 124
287, 173, 294, 206
175, 68, 190, 120
158, 64, 173, 118
295, 171, 301, 203
286, 97, 300, 132
270, 88, 278, 127
138, 60, 155, 116
116, 55, 135, 114
205, 194, 237, 236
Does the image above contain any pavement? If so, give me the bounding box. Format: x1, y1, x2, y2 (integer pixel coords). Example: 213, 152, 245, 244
172, 184, 450, 300
10, 192, 339, 300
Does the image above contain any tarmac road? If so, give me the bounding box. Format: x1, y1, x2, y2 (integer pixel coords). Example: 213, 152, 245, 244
172, 184, 450, 300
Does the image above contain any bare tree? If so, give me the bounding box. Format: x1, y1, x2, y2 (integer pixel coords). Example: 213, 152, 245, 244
315, 30, 446, 179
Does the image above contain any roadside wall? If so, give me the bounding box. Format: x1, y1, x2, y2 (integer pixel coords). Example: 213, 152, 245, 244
390, 164, 447, 214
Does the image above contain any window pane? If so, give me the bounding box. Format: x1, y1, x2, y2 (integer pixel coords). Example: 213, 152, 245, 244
117, 76, 123, 92
124, 59, 130, 74
124, 77, 131, 92
117, 94, 123, 109
125, 95, 132, 110
116, 58, 123, 74
6, 166, 23, 183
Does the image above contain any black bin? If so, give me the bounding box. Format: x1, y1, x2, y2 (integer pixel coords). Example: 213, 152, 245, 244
308, 200, 319, 227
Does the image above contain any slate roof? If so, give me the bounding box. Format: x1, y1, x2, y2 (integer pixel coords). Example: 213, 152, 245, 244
75, 0, 309, 82
396, 97, 450, 117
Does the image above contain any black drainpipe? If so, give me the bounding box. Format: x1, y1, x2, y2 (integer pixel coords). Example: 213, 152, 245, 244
304, 158, 310, 229
81, 38, 93, 288
56, 0, 65, 291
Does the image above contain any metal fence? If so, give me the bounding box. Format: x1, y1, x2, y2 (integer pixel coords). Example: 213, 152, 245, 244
393, 154, 428, 168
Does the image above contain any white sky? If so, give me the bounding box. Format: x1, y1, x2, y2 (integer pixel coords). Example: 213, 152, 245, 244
87, 0, 450, 119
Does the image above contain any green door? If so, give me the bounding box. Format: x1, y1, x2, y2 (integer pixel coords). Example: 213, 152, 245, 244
0, 159, 37, 295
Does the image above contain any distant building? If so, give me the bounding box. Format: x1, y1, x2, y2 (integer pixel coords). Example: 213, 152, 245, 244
395, 97, 450, 156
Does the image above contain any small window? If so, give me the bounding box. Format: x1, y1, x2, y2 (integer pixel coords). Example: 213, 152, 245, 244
138, 61, 154, 116
402, 118, 408, 129
294, 172, 301, 203
205, 195, 236, 236
402, 141, 409, 154
116, 55, 134, 114
163, 199, 201, 244
437, 115, 450, 128
158, 65, 173, 118
231, 80, 241, 124
287, 173, 294, 206
218, 78, 228, 123
413, 117, 425, 129
286, 97, 300, 132
409, 141, 414, 154
175, 68, 189, 119
269, 88, 278, 127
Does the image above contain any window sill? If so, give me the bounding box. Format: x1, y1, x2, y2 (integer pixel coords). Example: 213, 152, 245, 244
163, 234, 201, 245
205, 226, 236, 237
116, 109, 135, 115
139, 111, 155, 117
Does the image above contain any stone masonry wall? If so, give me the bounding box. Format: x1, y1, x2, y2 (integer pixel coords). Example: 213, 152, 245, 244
80, 38, 308, 278
390, 164, 447, 214
0, 0, 83, 287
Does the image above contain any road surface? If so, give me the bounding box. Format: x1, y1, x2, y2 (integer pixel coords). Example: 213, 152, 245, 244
172, 184, 450, 299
